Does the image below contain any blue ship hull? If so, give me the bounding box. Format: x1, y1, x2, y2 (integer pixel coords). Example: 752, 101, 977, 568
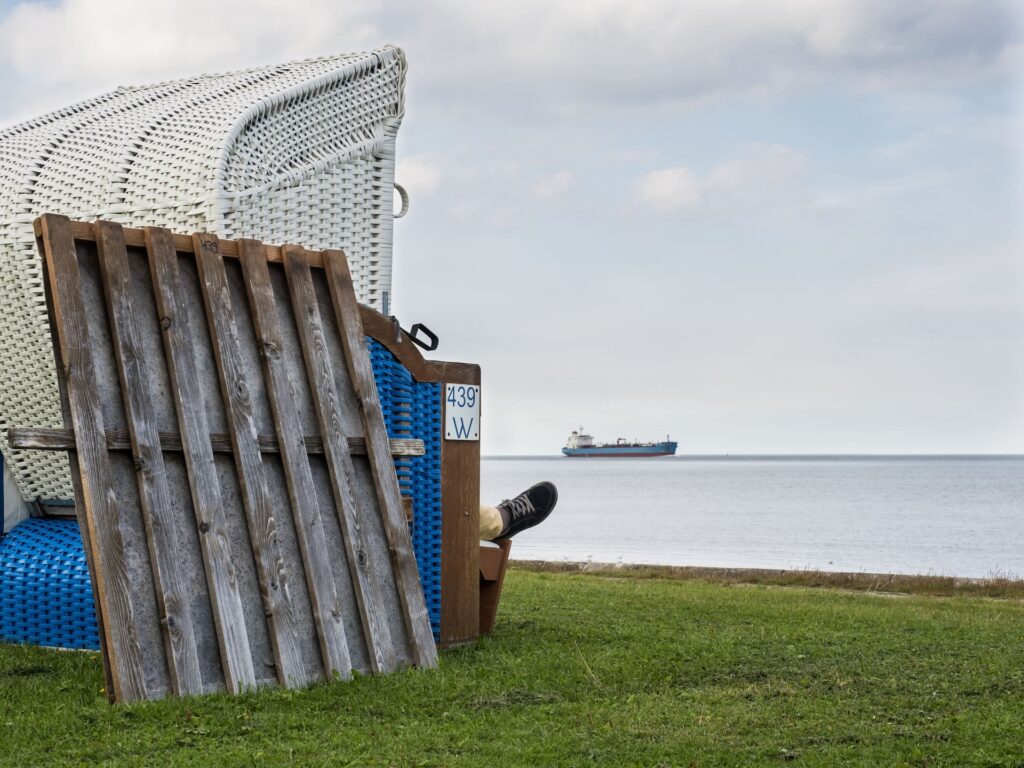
562, 441, 678, 458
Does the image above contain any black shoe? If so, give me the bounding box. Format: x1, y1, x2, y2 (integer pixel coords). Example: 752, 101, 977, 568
496, 481, 558, 539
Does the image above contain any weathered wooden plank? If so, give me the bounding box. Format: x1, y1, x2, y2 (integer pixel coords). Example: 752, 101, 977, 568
36, 214, 149, 702
238, 238, 356, 680
282, 245, 398, 674
7, 426, 424, 457
145, 226, 256, 694
322, 249, 439, 669
193, 233, 310, 687
40, 231, 117, 702
95, 221, 204, 696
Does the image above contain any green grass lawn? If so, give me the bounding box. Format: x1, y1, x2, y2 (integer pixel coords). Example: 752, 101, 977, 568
2, 569, 1022, 767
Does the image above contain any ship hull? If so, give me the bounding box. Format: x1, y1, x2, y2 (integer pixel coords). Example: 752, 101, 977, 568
562, 442, 678, 458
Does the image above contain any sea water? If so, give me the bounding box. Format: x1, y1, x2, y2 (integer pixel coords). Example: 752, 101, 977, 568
481, 456, 1024, 579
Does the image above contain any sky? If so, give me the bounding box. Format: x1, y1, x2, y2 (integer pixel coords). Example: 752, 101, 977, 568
0, 0, 1022, 455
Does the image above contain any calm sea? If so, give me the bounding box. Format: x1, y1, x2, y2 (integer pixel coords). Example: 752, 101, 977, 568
481, 456, 1024, 579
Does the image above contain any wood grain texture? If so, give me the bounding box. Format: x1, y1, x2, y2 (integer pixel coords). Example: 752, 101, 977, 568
34, 219, 324, 269
193, 233, 309, 687
94, 221, 203, 697
35, 216, 453, 700
323, 249, 439, 669
146, 226, 256, 694
237, 238, 354, 681
437, 362, 482, 647
478, 539, 512, 636
40, 230, 117, 702
36, 214, 149, 703
282, 245, 397, 674
8, 427, 424, 457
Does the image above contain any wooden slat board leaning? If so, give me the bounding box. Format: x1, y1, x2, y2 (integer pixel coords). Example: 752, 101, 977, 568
31, 215, 438, 703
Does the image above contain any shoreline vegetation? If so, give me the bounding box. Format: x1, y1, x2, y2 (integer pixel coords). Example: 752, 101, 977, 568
510, 559, 1024, 599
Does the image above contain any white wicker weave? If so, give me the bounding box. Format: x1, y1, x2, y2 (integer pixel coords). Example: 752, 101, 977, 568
0, 46, 407, 505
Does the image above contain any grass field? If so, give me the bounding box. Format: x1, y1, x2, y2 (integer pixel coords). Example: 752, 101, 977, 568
1, 568, 1022, 766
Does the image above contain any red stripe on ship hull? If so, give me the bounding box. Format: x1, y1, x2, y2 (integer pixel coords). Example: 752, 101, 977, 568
564, 452, 675, 458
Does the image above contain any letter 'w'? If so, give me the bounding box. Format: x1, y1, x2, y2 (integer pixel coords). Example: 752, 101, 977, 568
452, 417, 474, 438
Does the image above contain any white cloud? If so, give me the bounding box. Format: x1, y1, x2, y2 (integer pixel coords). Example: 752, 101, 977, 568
532, 171, 573, 198
1, 0, 1019, 125
635, 167, 702, 211
0, 0, 380, 122
396, 155, 443, 196
0, 0, 1019, 455
706, 143, 809, 205
636, 143, 809, 212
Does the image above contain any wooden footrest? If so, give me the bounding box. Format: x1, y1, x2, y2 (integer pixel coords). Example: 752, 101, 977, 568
479, 539, 512, 635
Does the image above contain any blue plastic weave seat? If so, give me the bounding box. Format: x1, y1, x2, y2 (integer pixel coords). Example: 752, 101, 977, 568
0, 518, 98, 650
0, 339, 443, 648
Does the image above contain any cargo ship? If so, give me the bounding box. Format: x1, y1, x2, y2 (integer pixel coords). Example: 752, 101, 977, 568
562, 428, 678, 458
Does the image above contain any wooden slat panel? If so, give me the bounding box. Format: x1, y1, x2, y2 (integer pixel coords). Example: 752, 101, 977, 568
322, 249, 439, 669
238, 238, 356, 679
95, 221, 204, 696
193, 233, 310, 687
36, 214, 149, 702
36, 215, 453, 701
7, 427, 424, 457
145, 226, 256, 694
281, 245, 398, 673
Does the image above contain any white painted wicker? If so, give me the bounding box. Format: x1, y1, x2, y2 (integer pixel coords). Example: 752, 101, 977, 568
0, 47, 407, 504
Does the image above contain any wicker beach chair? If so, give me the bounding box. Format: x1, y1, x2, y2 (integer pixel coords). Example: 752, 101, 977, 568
0, 47, 407, 506
0, 49, 497, 649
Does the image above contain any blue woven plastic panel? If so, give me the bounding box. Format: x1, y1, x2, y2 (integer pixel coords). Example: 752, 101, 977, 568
0, 342, 444, 650
0, 518, 99, 650
368, 339, 443, 639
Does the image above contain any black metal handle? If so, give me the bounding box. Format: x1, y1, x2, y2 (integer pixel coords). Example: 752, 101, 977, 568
408, 323, 438, 351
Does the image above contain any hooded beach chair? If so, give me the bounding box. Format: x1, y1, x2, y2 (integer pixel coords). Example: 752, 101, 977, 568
0, 49, 487, 650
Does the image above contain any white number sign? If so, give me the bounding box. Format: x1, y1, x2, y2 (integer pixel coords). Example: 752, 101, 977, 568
445, 383, 480, 441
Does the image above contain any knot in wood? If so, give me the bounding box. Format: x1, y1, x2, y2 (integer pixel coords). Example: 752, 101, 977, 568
160, 315, 172, 331
199, 521, 210, 534
261, 340, 281, 360
356, 549, 368, 569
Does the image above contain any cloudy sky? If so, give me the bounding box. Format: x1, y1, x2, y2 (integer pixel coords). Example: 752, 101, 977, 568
1, 0, 1022, 455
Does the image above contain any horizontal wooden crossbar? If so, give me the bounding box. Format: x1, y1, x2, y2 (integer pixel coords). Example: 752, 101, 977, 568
33, 219, 324, 268
8, 427, 425, 457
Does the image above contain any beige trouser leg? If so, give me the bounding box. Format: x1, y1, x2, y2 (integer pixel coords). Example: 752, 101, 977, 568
479, 504, 503, 540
